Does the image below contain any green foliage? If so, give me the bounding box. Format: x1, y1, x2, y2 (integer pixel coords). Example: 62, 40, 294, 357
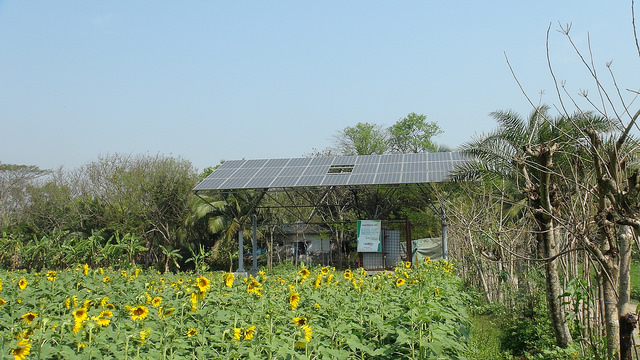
388, 112, 443, 153
0, 231, 148, 270
334, 122, 389, 155
631, 261, 640, 301
467, 315, 502, 360
0, 259, 469, 359
499, 291, 556, 357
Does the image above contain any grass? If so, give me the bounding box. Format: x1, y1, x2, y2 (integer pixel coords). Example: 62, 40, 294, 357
467, 314, 503, 360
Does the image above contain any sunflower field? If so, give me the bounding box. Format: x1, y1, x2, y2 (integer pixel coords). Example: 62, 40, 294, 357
0, 259, 469, 360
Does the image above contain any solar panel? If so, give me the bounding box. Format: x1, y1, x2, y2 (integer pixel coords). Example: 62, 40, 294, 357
193, 152, 470, 191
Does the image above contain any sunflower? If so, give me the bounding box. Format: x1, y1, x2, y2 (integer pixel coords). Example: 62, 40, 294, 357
326, 274, 334, 286
100, 297, 109, 308
343, 270, 353, 280
102, 276, 110, 283
243, 325, 256, 340
139, 328, 151, 345
233, 328, 242, 340
302, 324, 313, 342
21, 312, 37, 325
82, 300, 92, 309
292, 317, 307, 326
46, 270, 56, 281
396, 278, 406, 287
10, 339, 31, 360
298, 268, 310, 279
289, 293, 300, 310
314, 274, 322, 289
190, 292, 198, 312
187, 328, 197, 337
82, 264, 89, 275
320, 267, 329, 275
20, 329, 33, 340
158, 307, 175, 319
129, 305, 149, 321
17, 278, 27, 290
196, 276, 210, 293
93, 310, 112, 326
224, 273, 234, 287
246, 280, 262, 296
72, 308, 88, 323
404, 261, 412, 268
0, 298, 6, 306
151, 296, 162, 307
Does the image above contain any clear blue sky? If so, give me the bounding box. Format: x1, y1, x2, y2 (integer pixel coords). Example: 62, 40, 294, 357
1, 1, 638, 172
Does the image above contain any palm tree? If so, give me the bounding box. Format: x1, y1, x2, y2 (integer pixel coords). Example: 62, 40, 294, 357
188, 190, 265, 270
457, 106, 610, 348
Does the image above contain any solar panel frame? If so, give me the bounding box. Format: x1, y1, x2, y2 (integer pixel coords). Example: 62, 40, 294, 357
193, 152, 470, 191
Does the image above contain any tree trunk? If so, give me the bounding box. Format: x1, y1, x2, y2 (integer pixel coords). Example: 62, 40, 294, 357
467, 228, 491, 303
603, 268, 620, 360
618, 225, 634, 359
543, 233, 573, 348
619, 313, 637, 360
534, 145, 573, 348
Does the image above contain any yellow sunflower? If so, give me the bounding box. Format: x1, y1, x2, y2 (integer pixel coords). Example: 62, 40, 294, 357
343, 270, 353, 280
187, 328, 197, 337
320, 267, 329, 275
139, 328, 151, 345
72, 308, 88, 323
292, 317, 307, 326
326, 274, 334, 285
151, 296, 162, 307
92, 310, 112, 326
10, 339, 31, 360
196, 276, 210, 293
243, 325, 256, 340
396, 278, 406, 287
21, 312, 37, 325
158, 307, 175, 319
46, 270, 56, 281
129, 305, 149, 321
289, 293, 300, 310
302, 324, 313, 342
224, 273, 234, 287
17, 278, 27, 290
246, 280, 262, 296
0, 298, 6, 306
298, 268, 310, 279
233, 328, 242, 340
190, 292, 198, 312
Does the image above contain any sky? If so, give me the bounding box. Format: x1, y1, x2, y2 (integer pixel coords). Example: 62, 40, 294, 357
1, 1, 639, 172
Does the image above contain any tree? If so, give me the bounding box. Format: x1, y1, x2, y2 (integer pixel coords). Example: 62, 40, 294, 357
0, 163, 50, 230
387, 112, 443, 153
78, 153, 198, 267
333, 122, 388, 155
458, 107, 609, 348
189, 190, 266, 270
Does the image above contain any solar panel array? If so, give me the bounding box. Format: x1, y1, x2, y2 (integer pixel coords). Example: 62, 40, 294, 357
194, 152, 468, 191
